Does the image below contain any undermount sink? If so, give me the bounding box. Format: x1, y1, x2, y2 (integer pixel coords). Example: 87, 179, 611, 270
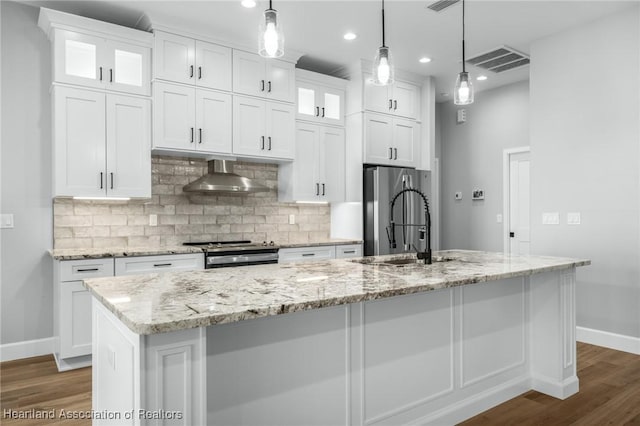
351, 256, 455, 267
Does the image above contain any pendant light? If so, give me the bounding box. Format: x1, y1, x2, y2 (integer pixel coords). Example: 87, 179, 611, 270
454, 0, 474, 105
259, 0, 284, 58
373, 0, 394, 86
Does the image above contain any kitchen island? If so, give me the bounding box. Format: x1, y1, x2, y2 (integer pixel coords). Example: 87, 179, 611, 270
84, 250, 589, 426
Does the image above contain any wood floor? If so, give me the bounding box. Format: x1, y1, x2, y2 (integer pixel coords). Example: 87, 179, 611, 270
1, 343, 639, 425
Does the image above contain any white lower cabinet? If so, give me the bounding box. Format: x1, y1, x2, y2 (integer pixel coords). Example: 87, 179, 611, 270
279, 122, 345, 202
278, 244, 362, 263
54, 253, 204, 371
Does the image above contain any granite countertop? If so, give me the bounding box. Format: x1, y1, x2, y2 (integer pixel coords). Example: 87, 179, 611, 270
49, 240, 362, 260
83, 250, 590, 335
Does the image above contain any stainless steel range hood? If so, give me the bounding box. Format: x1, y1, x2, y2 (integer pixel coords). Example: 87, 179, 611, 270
183, 160, 270, 195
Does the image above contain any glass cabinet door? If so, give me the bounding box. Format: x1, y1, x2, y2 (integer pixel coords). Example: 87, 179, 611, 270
54, 29, 105, 89
322, 89, 344, 125
107, 40, 151, 96
297, 84, 319, 120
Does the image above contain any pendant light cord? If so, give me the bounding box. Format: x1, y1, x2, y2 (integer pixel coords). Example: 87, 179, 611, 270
381, 0, 386, 47
462, 0, 466, 73
268, 0, 273, 11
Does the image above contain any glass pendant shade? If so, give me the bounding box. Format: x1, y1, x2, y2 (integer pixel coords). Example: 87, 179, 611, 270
259, 9, 284, 58
373, 46, 394, 86
454, 71, 474, 105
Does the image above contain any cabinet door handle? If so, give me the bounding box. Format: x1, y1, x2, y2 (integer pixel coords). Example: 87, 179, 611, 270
77, 268, 99, 272
99, 67, 103, 81
302, 253, 315, 257
394, 148, 398, 160
110, 68, 113, 83
261, 136, 265, 150
389, 148, 393, 159
394, 100, 397, 110
153, 263, 173, 267
100, 172, 103, 189
343, 250, 356, 254
322, 183, 325, 196
316, 106, 320, 117
316, 183, 320, 196
268, 81, 272, 92
190, 65, 194, 78
198, 128, 202, 144
261, 80, 265, 91
321, 107, 325, 117
268, 136, 272, 151
190, 127, 194, 143
198, 66, 202, 79
110, 172, 114, 190
389, 99, 393, 110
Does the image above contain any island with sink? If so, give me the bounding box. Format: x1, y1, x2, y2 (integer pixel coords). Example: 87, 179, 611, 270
84, 250, 589, 426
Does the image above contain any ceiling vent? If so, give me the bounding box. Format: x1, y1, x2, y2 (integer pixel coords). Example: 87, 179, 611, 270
426, 0, 460, 12
466, 46, 530, 73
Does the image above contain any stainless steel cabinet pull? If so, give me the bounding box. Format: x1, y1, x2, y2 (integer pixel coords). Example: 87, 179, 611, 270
343, 250, 356, 254
190, 127, 194, 143
77, 268, 99, 272
198, 128, 202, 144
110, 69, 113, 83
302, 253, 315, 257
394, 148, 398, 160
389, 99, 393, 110
261, 136, 265, 150
394, 100, 397, 110
110, 172, 114, 189
268, 81, 272, 92
198, 66, 202, 79
100, 172, 103, 189
268, 136, 272, 150
261, 80, 265, 91
153, 263, 172, 267
322, 183, 325, 196
190, 65, 194, 78
389, 148, 393, 159
316, 183, 320, 195
316, 106, 320, 117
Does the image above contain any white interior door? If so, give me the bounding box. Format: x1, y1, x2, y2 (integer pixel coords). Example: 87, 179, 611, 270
508, 151, 531, 255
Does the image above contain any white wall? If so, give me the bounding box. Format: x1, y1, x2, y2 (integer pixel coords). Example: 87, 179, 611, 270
530, 6, 640, 339
0, 1, 53, 345
439, 81, 530, 251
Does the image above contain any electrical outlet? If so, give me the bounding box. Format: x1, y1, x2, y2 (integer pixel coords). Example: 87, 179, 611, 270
149, 214, 158, 227
289, 214, 295, 225
542, 212, 560, 225
456, 109, 467, 124
567, 212, 581, 225
496, 214, 503, 223
0, 214, 14, 229
454, 192, 463, 200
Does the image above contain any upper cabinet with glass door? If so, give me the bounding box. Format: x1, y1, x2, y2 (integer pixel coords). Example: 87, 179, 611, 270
39, 8, 152, 96
296, 69, 346, 126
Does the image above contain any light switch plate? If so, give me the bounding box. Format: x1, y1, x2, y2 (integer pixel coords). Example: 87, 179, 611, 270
288, 214, 295, 225
149, 214, 158, 227
496, 214, 503, 223
542, 212, 560, 225
567, 212, 581, 225
454, 192, 463, 200
0, 214, 14, 229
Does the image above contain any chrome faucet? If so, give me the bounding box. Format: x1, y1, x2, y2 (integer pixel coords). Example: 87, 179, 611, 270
386, 188, 432, 264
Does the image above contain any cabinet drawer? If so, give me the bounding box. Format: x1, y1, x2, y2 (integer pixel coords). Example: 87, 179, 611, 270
278, 246, 336, 263
115, 253, 204, 275
335, 244, 363, 259
59, 258, 114, 282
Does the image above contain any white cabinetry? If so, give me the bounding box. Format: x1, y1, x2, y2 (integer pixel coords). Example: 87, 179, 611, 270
279, 123, 345, 202
233, 96, 295, 160
52, 28, 150, 96
296, 73, 345, 126
153, 82, 232, 155
53, 86, 151, 198
233, 50, 295, 103
364, 76, 420, 120
364, 113, 420, 168
115, 253, 203, 275
153, 31, 232, 91
278, 244, 363, 263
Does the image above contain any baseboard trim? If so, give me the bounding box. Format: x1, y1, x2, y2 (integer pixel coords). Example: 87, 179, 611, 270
53, 352, 92, 372
531, 374, 579, 400
410, 375, 531, 426
0, 337, 54, 362
577, 326, 640, 355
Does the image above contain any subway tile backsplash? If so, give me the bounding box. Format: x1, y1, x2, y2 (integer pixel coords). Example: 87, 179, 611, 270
53, 156, 331, 249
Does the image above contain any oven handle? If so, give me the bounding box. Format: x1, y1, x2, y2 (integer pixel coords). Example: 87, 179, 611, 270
207, 253, 279, 266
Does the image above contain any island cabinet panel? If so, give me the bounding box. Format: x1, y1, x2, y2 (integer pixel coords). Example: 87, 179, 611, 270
207, 305, 349, 426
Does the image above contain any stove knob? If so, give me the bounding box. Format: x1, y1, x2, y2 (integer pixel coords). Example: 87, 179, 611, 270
269, 241, 275, 246
262, 241, 267, 246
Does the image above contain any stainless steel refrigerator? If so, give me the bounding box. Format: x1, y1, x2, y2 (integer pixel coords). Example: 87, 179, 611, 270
363, 165, 430, 256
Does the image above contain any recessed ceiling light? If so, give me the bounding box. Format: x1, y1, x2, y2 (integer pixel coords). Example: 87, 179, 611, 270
419, 57, 432, 64
343, 32, 357, 41
477, 75, 488, 81
241, 0, 256, 8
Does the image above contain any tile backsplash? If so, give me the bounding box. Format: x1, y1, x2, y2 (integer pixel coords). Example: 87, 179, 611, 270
53, 156, 331, 249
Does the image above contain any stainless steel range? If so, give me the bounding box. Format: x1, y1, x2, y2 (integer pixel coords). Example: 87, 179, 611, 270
184, 240, 279, 269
